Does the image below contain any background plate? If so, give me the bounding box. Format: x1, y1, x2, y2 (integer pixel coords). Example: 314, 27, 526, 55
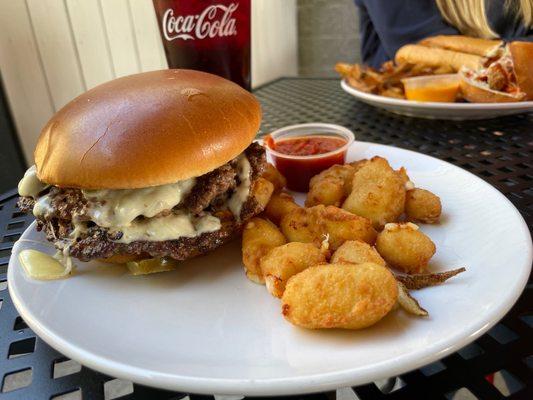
8, 142, 532, 396
341, 80, 533, 120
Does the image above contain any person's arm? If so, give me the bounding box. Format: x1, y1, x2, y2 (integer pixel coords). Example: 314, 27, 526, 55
356, 0, 458, 67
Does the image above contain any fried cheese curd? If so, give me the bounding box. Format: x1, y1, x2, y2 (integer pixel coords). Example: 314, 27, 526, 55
260, 242, 326, 298
242, 217, 286, 283
280, 205, 377, 251
405, 188, 442, 223
331, 240, 386, 266
264, 192, 301, 225
306, 164, 355, 207
262, 163, 287, 192
376, 222, 436, 274
342, 157, 406, 228
281, 263, 398, 329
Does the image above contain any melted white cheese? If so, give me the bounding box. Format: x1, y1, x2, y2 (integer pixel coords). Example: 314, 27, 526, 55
18, 165, 49, 198
228, 155, 251, 219
82, 179, 196, 228
19, 157, 256, 245
19, 249, 71, 280
114, 212, 221, 243
70, 218, 88, 239
33, 194, 54, 218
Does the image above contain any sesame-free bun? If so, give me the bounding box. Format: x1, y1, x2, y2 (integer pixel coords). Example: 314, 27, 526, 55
509, 41, 533, 100
35, 69, 261, 189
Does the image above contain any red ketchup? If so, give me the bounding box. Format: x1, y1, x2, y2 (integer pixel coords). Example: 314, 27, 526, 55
265, 135, 348, 192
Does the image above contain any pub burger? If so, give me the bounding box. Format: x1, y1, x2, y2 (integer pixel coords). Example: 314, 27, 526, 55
17, 69, 270, 270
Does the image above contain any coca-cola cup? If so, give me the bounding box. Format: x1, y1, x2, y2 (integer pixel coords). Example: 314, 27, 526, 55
153, 0, 251, 90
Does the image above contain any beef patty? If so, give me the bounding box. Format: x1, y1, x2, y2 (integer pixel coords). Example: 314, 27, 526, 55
19, 143, 266, 261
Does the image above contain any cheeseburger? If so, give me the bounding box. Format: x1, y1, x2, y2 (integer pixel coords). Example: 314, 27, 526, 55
17, 69, 269, 267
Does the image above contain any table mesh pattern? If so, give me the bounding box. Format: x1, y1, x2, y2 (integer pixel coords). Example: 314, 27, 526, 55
0, 78, 531, 400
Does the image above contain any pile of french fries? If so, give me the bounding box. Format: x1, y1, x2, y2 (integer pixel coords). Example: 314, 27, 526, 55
335, 61, 454, 99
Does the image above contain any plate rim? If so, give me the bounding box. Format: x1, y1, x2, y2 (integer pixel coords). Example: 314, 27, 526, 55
8, 141, 533, 396
340, 79, 533, 110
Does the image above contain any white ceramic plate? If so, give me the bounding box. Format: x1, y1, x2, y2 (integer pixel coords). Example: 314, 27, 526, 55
8, 142, 532, 396
341, 80, 533, 120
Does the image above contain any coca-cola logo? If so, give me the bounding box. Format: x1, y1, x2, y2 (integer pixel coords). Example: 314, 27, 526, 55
162, 3, 239, 41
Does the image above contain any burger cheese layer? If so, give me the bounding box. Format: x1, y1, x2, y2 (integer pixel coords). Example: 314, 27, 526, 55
18, 143, 266, 261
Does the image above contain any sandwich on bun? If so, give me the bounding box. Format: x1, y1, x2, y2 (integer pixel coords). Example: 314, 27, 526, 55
459, 41, 533, 102
396, 35, 505, 72
419, 35, 503, 58
18, 69, 271, 267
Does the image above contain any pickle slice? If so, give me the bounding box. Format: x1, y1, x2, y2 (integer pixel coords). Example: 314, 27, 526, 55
126, 257, 178, 275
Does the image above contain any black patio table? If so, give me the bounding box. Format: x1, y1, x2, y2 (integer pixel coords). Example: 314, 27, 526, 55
0, 78, 531, 400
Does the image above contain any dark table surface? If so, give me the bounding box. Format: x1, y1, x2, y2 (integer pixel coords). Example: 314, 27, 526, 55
0, 78, 531, 400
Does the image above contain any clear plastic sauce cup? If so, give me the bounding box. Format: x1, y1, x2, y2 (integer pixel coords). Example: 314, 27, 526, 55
264, 123, 354, 192
402, 74, 460, 102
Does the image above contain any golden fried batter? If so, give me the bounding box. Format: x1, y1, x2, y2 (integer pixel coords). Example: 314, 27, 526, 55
405, 188, 442, 223
306, 164, 355, 207
281, 263, 398, 329
331, 240, 386, 266
242, 218, 286, 283
264, 192, 301, 225
262, 163, 287, 192
261, 242, 326, 298
250, 178, 274, 210
280, 205, 377, 250
376, 222, 436, 274
342, 156, 406, 228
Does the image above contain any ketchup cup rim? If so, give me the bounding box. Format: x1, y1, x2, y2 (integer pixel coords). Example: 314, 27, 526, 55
264, 123, 355, 161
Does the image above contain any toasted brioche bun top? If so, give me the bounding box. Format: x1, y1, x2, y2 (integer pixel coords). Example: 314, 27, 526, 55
35, 69, 261, 189
509, 41, 533, 100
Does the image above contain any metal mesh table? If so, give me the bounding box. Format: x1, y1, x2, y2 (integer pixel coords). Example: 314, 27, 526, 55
1, 78, 531, 400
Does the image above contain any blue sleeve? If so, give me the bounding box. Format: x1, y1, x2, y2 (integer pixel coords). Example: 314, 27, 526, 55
355, 0, 459, 68
503, 30, 533, 42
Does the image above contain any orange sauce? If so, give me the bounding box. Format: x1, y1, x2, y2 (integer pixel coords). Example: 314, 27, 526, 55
404, 83, 459, 102
403, 75, 460, 102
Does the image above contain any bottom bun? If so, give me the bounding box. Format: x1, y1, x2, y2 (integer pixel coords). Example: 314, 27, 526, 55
459, 70, 526, 103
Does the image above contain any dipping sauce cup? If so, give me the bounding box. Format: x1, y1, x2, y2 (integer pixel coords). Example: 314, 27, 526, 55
264, 123, 354, 192
402, 74, 460, 102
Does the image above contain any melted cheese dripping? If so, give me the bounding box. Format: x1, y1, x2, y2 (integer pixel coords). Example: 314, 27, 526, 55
82, 179, 196, 228
79, 178, 221, 243
33, 194, 54, 219
114, 212, 221, 243
19, 155, 257, 246
228, 155, 251, 219
19, 249, 72, 280
18, 165, 49, 198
